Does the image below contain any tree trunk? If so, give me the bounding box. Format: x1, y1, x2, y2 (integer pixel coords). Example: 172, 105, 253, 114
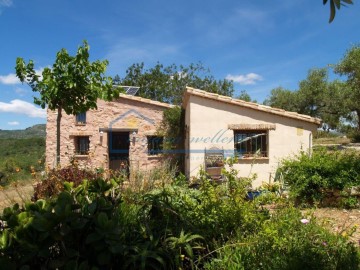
357, 109, 360, 131
56, 107, 62, 166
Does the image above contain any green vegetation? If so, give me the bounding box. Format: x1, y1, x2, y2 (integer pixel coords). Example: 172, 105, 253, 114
0, 137, 45, 185
0, 163, 359, 269
116, 62, 234, 105
278, 149, 360, 207
0, 124, 45, 139
205, 206, 358, 270
323, 0, 353, 23
16, 41, 119, 165
264, 45, 360, 141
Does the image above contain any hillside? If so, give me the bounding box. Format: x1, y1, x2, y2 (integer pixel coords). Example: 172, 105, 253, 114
0, 125, 46, 184
0, 124, 46, 139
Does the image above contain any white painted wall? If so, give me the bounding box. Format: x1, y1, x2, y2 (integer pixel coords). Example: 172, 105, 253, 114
185, 95, 318, 187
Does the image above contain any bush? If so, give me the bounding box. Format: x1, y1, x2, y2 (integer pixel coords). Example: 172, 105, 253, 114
277, 149, 360, 206
349, 130, 360, 143
1, 163, 359, 269
0, 163, 268, 269
32, 165, 99, 200
204, 207, 359, 270
0, 138, 45, 184
314, 130, 339, 139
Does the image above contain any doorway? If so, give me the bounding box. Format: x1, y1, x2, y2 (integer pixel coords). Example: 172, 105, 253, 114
108, 132, 130, 171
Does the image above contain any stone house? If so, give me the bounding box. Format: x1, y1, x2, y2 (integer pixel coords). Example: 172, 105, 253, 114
182, 87, 321, 187
46, 86, 321, 188
45, 93, 174, 171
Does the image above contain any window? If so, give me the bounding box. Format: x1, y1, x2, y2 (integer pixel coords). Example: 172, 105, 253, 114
75, 136, 90, 155
234, 130, 267, 158
76, 112, 86, 124
147, 136, 164, 155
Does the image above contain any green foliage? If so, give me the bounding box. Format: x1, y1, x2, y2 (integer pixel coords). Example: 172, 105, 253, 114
15, 41, 118, 113
0, 124, 45, 139
264, 68, 351, 132
32, 165, 99, 200
0, 138, 45, 184
297, 68, 328, 117
157, 106, 184, 170
278, 149, 360, 206
15, 41, 119, 165
340, 196, 359, 209
334, 45, 360, 131
314, 130, 341, 139
237, 90, 252, 102
349, 130, 360, 142
1, 162, 359, 269
205, 206, 359, 270
166, 230, 204, 268
118, 62, 234, 105
0, 179, 128, 269
263, 87, 299, 112
323, 0, 353, 23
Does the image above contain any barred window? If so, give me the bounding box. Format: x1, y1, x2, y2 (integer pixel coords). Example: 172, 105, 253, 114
76, 112, 86, 124
234, 130, 267, 158
147, 136, 164, 155
75, 136, 90, 155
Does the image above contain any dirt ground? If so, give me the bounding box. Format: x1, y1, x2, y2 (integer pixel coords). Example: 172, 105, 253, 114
0, 181, 35, 211
309, 208, 360, 245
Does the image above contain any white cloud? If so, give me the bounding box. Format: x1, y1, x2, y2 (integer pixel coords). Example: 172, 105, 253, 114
15, 87, 28, 96
0, 0, 12, 7
226, 73, 263, 85
0, 73, 20, 85
0, 68, 44, 85
8, 121, 19, 126
0, 99, 46, 118
0, 0, 12, 15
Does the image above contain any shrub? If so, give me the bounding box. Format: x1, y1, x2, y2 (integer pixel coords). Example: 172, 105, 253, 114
32, 165, 99, 200
349, 130, 360, 143
2, 162, 359, 269
277, 149, 360, 206
204, 207, 360, 270
3, 158, 19, 173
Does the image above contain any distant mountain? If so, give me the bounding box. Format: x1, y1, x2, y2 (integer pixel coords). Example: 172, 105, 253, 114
0, 124, 46, 139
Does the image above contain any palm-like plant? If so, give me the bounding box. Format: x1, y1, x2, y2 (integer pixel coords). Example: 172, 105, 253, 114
323, 0, 353, 23
166, 230, 204, 268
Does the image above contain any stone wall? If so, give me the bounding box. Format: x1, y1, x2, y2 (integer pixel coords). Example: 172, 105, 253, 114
46, 96, 173, 173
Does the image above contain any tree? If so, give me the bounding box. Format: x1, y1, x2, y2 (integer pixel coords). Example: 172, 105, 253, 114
237, 90, 252, 102
264, 68, 350, 131
297, 68, 328, 117
263, 87, 299, 112
118, 62, 234, 105
318, 80, 349, 131
323, 0, 353, 23
15, 41, 119, 165
334, 45, 360, 130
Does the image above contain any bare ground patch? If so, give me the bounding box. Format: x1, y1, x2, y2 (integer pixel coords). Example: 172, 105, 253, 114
0, 181, 35, 212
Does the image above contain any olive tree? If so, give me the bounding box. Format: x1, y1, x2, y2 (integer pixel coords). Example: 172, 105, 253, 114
334, 45, 360, 130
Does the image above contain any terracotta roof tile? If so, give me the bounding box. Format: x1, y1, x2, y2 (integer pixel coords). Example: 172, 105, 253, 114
118, 94, 175, 109
184, 87, 321, 125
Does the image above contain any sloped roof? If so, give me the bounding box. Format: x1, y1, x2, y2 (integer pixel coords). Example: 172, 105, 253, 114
183, 87, 321, 125
118, 93, 175, 109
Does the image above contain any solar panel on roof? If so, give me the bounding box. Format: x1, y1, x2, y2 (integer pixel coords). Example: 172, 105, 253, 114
113, 85, 140, 96
125, 87, 140, 96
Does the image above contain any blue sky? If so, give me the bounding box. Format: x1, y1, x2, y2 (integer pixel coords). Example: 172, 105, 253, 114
0, 0, 359, 130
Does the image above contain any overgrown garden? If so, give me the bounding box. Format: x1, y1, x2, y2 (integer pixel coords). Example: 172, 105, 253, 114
1, 159, 359, 269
